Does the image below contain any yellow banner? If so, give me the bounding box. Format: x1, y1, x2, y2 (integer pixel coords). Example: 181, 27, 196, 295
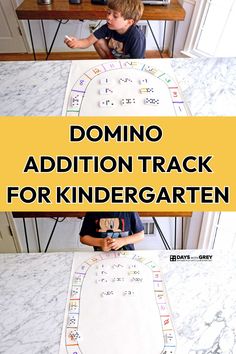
0, 116, 235, 211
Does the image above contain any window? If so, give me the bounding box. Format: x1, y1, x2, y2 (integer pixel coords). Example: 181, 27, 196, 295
182, 0, 236, 57
142, 221, 155, 235
213, 212, 236, 250
198, 212, 236, 250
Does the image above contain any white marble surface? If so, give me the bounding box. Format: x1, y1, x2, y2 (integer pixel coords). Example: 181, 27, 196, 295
0, 57, 236, 116
0, 61, 69, 116
171, 57, 236, 116
0, 250, 236, 354
0, 252, 73, 354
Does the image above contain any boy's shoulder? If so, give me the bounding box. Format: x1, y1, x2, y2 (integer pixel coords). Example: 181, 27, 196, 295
126, 25, 145, 39
94, 23, 144, 39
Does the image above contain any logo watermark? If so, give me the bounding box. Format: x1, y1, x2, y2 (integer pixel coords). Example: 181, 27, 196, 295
170, 254, 213, 262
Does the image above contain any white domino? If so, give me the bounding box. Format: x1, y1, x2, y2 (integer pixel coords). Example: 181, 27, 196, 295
71, 285, 81, 298
162, 348, 175, 354
144, 97, 160, 105
140, 87, 154, 94
119, 77, 133, 84
99, 99, 115, 107
164, 330, 176, 345
139, 78, 148, 84
65, 35, 72, 41
71, 93, 82, 108
100, 78, 111, 85
66, 328, 82, 344
121, 98, 136, 105
67, 314, 79, 328
99, 87, 113, 95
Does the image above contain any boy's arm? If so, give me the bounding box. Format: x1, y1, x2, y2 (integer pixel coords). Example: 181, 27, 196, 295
109, 230, 144, 251
80, 235, 112, 252
64, 33, 97, 49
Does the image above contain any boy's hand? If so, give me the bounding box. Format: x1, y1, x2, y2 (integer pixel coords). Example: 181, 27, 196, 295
109, 238, 125, 251
100, 237, 113, 252
64, 36, 80, 48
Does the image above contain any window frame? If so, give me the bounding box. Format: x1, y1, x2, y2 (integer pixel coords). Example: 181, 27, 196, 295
181, 0, 236, 57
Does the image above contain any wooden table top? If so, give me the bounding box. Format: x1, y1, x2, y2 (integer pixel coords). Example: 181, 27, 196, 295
16, 0, 185, 21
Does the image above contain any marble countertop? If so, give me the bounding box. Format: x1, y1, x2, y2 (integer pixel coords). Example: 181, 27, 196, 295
0, 250, 235, 354
0, 57, 236, 116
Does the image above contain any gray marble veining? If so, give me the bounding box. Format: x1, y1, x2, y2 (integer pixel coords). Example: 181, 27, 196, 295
0, 61, 69, 116
159, 251, 236, 354
0, 57, 236, 116
0, 253, 73, 354
171, 57, 236, 116
0, 250, 236, 354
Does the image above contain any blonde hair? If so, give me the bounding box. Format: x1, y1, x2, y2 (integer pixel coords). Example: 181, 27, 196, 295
107, 0, 144, 23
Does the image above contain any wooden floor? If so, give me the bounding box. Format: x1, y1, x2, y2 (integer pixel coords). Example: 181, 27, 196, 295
0, 50, 169, 61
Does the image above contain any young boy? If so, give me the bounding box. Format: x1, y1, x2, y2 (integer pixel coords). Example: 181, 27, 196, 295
80, 212, 144, 251
64, 0, 145, 59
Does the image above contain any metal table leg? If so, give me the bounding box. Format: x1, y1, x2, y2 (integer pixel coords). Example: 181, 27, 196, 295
44, 217, 60, 252
152, 217, 171, 250
147, 20, 163, 58
41, 20, 48, 55
162, 21, 166, 52
23, 218, 29, 253
146, 20, 176, 58
174, 217, 177, 249
27, 20, 36, 61
34, 218, 41, 252
45, 20, 63, 60
171, 21, 177, 58
27, 19, 63, 61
